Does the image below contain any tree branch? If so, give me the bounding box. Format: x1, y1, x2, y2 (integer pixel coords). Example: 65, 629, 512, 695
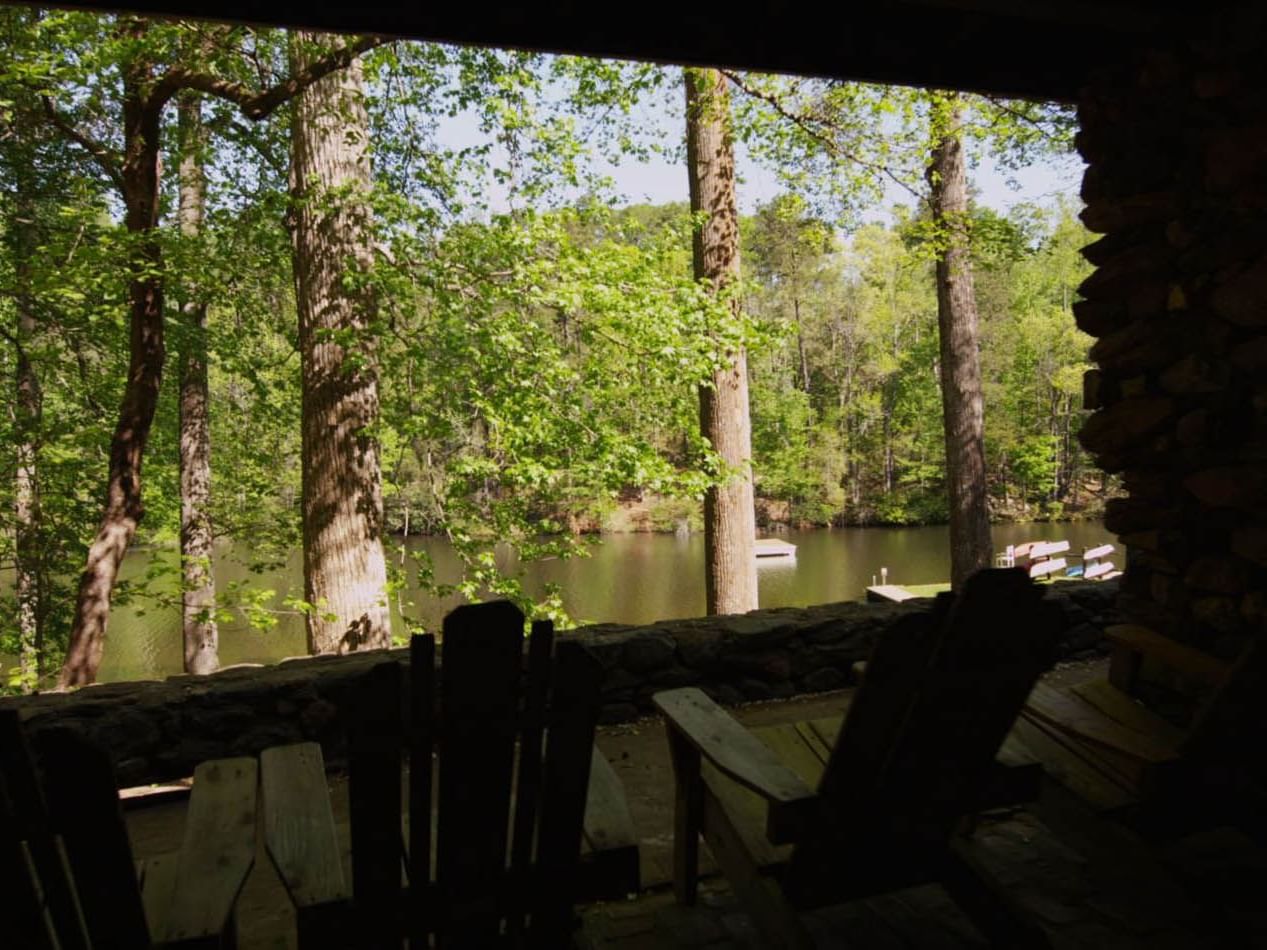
151, 34, 391, 120
718, 69, 922, 202
40, 96, 125, 192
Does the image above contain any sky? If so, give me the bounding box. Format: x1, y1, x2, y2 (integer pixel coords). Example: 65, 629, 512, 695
429, 70, 1087, 224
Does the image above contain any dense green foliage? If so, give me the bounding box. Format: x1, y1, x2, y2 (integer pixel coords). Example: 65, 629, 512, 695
0, 10, 1098, 687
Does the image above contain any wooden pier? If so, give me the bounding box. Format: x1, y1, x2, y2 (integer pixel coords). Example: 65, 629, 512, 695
754, 538, 797, 559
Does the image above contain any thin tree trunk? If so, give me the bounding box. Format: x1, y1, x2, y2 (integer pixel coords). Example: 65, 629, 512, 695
13, 184, 45, 691
928, 96, 991, 590
290, 31, 390, 654
793, 297, 811, 393
60, 44, 165, 687
177, 93, 219, 674
684, 67, 757, 615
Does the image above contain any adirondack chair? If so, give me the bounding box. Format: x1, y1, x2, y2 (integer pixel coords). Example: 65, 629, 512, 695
0, 709, 257, 949
1017, 623, 1267, 833
654, 569, 1061, 949
260, 600, 606, 949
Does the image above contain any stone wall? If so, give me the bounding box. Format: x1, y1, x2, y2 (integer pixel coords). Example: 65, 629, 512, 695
1076, 7, 1267, 660
1, 581, 1116, 787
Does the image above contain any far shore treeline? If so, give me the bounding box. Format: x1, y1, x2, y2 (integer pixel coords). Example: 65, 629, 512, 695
0, 10, 1098, 691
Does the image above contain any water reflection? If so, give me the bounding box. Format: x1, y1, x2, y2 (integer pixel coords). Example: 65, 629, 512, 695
67, 521, 1117, 682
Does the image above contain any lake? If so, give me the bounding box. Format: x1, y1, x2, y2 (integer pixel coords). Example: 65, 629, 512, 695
79, 521, 1119, 683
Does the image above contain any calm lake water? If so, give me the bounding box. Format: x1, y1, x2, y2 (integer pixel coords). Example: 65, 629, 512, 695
73, 521, 1120, 683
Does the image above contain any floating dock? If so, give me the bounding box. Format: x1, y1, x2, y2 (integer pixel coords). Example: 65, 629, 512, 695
754, 538, 797, 559
866, 584, 919, 603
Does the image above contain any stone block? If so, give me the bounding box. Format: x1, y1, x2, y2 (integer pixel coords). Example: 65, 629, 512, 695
1072, 299, 1128, 336
621, 631, 677, 673
675, 628, 722, 668
1231, 521, 1267, 566
722, 650, 793, 682
736, 678, 773, 701
1192, 595, 1244, 634
1212, 255, 1267, 327
800, 667, 847, 693
1080, 191, 1181, 234
1080, 398, 1176, 457
647, 664, 698, 689
1183, 466, 1267, 508
1184, 555, 1250, 594
716, 613, 798, 648
1160, 353, 1228, 394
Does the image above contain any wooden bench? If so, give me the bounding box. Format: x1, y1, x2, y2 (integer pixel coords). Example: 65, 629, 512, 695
259, 601, 637, 948
655, 569, 1061, 949
1, 709, 257, 949
1016, 623, 1262, 824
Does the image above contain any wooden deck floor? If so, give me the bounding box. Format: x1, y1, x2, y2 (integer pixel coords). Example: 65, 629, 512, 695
121, 670, 1267, 948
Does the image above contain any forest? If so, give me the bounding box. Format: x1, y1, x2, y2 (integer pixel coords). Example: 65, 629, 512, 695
0, 10, 1099, 692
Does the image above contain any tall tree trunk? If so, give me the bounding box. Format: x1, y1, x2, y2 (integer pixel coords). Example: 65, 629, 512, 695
177, 93, 219, 674
290, 31, 390, 654
928, 96, 991, 590
59, 43, 165, 687
13, 184, 45, 691
684, 67, 757, 616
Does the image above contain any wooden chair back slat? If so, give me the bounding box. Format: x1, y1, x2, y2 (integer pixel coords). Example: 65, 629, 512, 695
436, 600, 525, 948
0, 712, 66, 950
505, 619, 555, 941
349, 660, 403, 950
408, 632, 436, 949
34, 727, 150, 950
529, 639, 602, 948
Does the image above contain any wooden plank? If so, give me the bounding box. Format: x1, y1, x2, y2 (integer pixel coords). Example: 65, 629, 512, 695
700, 761, 793, 871
1010, 717, 1135, 812
32, 726, 148, 950
0, 730, 60, 950
436, 600, 523, 947
506, 619, 553, 941
348, 661, 402, 949
1082, 544, 1115, 561
754, 724, 829, 789
653, 689, 817, 813
580, 746, 641, 899
697, 782, 814, 950
261, 742, 349, 947
153, 756, 258, 947
1070, 680, 1186, 748
530, 639, 602, 947
0, 713, 93, 950
139, 853, 178, 944
1024, 683, 1178, 764
407, 633, 434, 949
1104, 625, 1232, 686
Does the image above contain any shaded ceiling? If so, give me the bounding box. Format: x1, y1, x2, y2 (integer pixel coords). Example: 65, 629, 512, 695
50, 1, 1222, 101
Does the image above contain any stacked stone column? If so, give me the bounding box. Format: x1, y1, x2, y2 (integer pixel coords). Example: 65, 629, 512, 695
1077, 9, 1267, 659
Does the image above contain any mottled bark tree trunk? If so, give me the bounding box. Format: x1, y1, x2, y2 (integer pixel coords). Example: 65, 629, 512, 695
929, 96, 992, 590
177, 93, 219, 674
290, 31, 390, 654
13, 185, 45, 691
60, 40, 165, 687
684, 67, 757, 616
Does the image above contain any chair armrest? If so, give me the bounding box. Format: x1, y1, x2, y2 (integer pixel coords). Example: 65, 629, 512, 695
1106, 625, 1231, 688
653, 688, 817, 841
